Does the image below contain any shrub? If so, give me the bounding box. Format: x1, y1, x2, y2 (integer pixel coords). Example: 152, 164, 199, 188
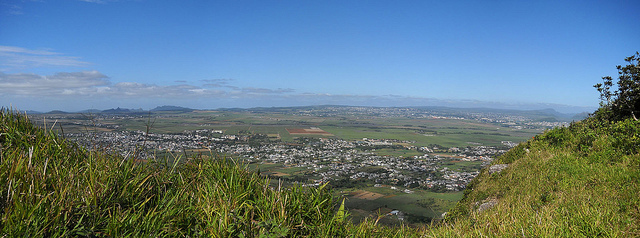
594, 52, 640, 121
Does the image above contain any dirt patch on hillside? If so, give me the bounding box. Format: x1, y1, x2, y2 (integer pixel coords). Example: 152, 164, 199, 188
286, 128, 333, 135
350, 191, 385, 200
266, 172, 289, 177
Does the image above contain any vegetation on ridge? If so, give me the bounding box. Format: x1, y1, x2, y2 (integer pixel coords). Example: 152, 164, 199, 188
594, 51, 640, 121
434, 52, 640, 237
437, 116, 640, 236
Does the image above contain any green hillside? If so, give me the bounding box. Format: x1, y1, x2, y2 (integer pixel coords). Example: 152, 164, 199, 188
433, 116, 640, 237
427, 52, 640, 237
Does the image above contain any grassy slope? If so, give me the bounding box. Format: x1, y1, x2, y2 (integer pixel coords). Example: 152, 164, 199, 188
431, 117, 640, 237
2, 109, 432, 237
3, 107, 639, 237
1, 109, 415, 237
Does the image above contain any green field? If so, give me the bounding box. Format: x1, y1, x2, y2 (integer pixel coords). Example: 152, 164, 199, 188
340, 187, 463, 224
441, 160, 484, 172
37, 109, 541, 149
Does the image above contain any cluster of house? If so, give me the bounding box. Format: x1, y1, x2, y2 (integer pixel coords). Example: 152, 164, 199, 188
67, 129, 511, 192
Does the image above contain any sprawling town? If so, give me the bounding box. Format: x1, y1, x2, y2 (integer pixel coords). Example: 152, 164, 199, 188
32, 106, 576, 194
67, 125, 512, 192
27, 105, 578, 223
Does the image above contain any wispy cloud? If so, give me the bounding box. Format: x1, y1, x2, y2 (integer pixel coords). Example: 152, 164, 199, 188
0, 71, 108, 96
0, 71, 595, 113
1, 0, 110, 16
106, 82, 226, 98
0, 70, 425, 103
201, 79, 239, 90
0, 2, 24, 15
0, 46, 91, 71
0, 71, 293, 99
240, 87, 295, 94
78, 0, 106, 3
77, 0, 132, 4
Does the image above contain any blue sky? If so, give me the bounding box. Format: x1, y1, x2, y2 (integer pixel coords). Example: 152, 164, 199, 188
1, 0, 638, 113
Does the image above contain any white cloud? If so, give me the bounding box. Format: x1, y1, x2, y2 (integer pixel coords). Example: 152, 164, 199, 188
77, 0, 139, 4
0, 71, 241, 99
108, 82, 226, 98
0, 71, 109, 96
0, 46, 91, 71
78, 0, 106, 3
0, 2, 23, 15
241, 87, 295, 94
0, 70, 401, 103
0, 71, 595, 113
201, 78, 239, 90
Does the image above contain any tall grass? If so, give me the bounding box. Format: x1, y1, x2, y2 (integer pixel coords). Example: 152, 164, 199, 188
435, 117, 640, 237
1, 108, 426, 237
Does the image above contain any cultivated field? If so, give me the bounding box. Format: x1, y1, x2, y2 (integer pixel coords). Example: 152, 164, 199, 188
35, 108, 542, 148
286, 127, 333, 135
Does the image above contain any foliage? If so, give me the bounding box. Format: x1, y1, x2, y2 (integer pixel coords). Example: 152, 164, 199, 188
594, 52, 640, 121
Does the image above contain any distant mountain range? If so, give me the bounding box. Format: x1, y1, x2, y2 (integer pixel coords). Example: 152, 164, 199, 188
150, 105, 195, 112
29, 105, 590, 121
29, 105, 194, 114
